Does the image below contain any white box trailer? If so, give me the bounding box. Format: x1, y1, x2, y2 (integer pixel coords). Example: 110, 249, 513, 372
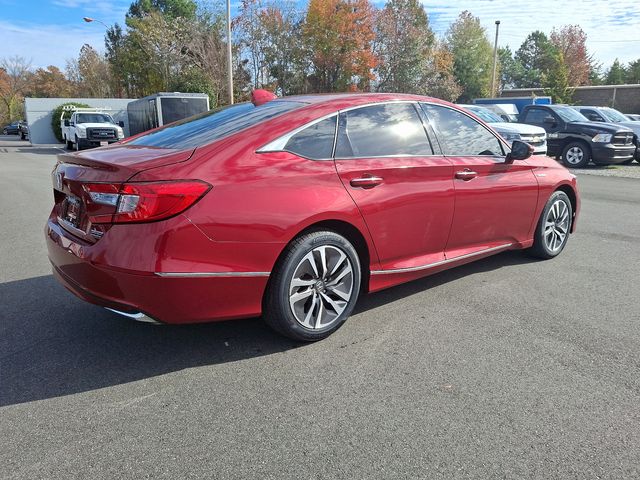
127, 92, 210, 136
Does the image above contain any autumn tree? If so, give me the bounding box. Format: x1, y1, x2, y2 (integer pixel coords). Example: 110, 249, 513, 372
445, 11, 493, 101
550, 25, 591, 86
28, 66, 71, 98
514, 31, 557, 88
605, 59, 626, 85
0, 56, 32, 121
374, 0, 434, 93
420, 41, 462, 101
66, 45, 113, 97
303, 0, 377, 92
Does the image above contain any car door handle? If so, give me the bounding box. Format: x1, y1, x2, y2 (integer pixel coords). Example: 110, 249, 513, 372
455, 169, 478, 181
350, 176, 384, 188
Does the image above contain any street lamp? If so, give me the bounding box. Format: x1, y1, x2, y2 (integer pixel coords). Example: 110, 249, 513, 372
83, 17, 108, 28
491, 20, 501, 98
226, 0, 233, 105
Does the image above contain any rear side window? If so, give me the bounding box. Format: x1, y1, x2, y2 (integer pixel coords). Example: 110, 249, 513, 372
335, 103, 433, 158
422, 104, 504, 156
284, 116, 337, 160
523, 108, 554, 124
127, 100, 304, 149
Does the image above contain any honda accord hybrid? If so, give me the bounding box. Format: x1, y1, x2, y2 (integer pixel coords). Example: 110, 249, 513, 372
46, 92, 580, 340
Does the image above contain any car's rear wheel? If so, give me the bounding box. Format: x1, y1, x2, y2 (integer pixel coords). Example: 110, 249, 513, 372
562, 141, 591, 168
264, 230, 361, 341
74, 135, 80, 151
528, 191, 573, 259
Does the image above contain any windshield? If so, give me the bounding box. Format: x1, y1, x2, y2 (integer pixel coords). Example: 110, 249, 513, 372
555, 107, 588, 123
467, 106, 504, 123
76, 113, 114, 124
601, 107, 629, 123
127, 100, 305, 149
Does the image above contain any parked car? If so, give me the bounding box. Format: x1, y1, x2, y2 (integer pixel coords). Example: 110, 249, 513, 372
2, 121, 21, 135
626, 114, 640, 121
572, 106, 640, 164
460, 104, 547, 154
46, 93, 580, 341
61, 108, 125, 150
519, 104, 635, 168
18, 122, 29, 140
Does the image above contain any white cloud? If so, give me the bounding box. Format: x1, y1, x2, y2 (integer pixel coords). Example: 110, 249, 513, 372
421, 0, 640, 67
0, 20, 106, 69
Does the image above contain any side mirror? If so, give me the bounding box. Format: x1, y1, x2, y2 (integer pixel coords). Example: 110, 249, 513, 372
64, 119, 70, 127
506, 140, 534, 164
118, 121, 125, 127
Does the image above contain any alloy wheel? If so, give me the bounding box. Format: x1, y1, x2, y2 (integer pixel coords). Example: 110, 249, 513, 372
544, 199, 570, 252
288, 245, 354, 330
565, 147, 584, 165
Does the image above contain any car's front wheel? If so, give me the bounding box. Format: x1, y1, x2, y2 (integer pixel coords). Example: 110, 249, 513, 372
264, 230, 361, 341
528, 191, 573, 259
562, 141, 591, 168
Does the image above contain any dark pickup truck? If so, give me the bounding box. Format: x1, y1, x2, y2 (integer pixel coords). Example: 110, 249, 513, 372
519, 104, 635, 168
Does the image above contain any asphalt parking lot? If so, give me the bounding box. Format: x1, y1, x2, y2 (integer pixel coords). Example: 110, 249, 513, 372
1, 137, 639, 479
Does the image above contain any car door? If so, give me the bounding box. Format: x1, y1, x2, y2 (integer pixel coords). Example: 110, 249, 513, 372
521, 107, 564, 155
420, 103, 539, 259
333, 102, 455, 271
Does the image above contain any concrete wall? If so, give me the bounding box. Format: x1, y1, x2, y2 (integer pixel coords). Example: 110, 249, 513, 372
501, 85, 640, 113
24, 98, 134, 145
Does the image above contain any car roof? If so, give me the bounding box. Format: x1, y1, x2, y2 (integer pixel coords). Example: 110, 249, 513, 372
277, 92, 450, 108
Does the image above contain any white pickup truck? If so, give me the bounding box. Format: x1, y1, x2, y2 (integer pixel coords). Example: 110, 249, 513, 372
61, 107, 125, 150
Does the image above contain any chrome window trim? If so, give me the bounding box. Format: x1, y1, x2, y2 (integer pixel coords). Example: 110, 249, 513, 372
371, 243, 513, 275
419, 102, 511, 157
256, 113, 338, 156
154, 271, 270, 278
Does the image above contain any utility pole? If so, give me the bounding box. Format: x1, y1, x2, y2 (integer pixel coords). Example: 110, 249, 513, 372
491, 20, 501, 98
226, 0, 234, 105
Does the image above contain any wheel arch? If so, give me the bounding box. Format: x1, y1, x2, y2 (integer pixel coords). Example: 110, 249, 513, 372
555, 183, 578, 233
562, 137, 591, 153
268, 219, 373, 296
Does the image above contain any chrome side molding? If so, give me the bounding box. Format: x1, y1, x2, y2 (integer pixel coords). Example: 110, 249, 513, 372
154, 271, 270, 278
371, 243, 513, 275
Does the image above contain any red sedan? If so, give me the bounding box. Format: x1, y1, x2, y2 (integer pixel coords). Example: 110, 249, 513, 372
46, 93, 579, 341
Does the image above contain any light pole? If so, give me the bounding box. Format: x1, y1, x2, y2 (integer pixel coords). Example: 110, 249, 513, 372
491, 20, 501, 98
226, 0, 234, 104
83, 17, 108, 28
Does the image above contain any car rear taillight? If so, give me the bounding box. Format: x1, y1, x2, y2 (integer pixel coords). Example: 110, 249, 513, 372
83, 180, 211, 224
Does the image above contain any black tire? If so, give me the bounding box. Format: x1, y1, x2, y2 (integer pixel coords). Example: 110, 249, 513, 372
20, 132, 26, 140
2, 129, 6, 135
561, 141, 591, 168
66, 139, 73, 150
528, 191, 573, 259
263, 230, 361, 341
74, 135, 80, 151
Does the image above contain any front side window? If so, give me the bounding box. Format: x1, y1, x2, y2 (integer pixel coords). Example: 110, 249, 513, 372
127, 100, 305, 149
421, 104, 504, 156
335, 103, 433, 158
284, 116, 337, 160
555, 106, 588, 123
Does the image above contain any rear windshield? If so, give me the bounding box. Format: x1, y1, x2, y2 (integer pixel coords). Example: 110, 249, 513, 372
127, 100, 305, 149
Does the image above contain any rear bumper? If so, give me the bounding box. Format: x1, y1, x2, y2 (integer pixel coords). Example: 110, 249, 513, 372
46, 219, 269, 324
591, 143, 635, 165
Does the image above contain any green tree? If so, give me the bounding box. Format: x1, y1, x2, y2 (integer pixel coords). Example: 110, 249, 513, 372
605, 59, 626, 85
514, 31, 557, 88
127, 0, 197, 20
544, 52, 573, 103
625, 59, 640, 84
444, 11, 493, 101
374, 0, 434, 93
498, 46, 523, 91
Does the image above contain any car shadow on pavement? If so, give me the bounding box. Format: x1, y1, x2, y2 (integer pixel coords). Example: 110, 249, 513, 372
0, 251, 536, 407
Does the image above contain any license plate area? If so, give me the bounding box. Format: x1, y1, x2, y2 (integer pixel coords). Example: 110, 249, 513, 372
100, 141, 108, 146
62, 195, 82, 229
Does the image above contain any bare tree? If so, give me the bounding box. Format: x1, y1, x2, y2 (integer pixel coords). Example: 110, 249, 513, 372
0, 56, 33, 121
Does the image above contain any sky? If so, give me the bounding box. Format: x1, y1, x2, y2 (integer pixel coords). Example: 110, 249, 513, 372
2, 0, 640, 72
